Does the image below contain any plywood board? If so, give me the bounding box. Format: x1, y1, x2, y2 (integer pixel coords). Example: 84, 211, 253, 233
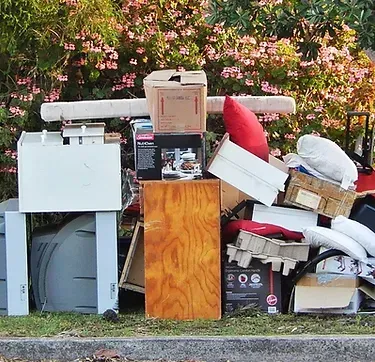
143, 179, 221, 320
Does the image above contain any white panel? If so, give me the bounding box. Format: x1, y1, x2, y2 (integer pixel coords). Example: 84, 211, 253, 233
0, 199, 28, 316
40, 96, 296, 122
18, 142, 121, 212
95, 212, 118, 314
252, 204, 318, 232
209, 155, 278, 207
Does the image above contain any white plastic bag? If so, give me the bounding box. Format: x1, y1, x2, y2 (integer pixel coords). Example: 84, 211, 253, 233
303, 226, 368, 262
297, 135, 358, 189
332, 216, 375, 257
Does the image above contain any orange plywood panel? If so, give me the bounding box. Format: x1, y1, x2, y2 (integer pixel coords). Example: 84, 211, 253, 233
143, 179, 221, 320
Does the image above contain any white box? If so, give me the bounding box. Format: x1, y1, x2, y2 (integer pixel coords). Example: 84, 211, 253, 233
316, 247, 375, 286
18, 131, 122, 213
207, 133, 288, 207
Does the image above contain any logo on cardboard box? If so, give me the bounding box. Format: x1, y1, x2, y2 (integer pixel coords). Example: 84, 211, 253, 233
136, 133, 154, 141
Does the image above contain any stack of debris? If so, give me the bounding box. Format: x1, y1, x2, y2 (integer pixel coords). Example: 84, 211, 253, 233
207, 101, 375, 315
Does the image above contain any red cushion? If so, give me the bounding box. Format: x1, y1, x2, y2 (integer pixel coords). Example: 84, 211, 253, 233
223, 220, 303, 241
223, 95, 269, 162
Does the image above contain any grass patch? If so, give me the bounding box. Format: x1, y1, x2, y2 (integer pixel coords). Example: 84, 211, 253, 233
0, 308, 375, 338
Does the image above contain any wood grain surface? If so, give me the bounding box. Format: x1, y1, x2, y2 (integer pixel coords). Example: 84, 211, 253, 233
143, 179, 221, 320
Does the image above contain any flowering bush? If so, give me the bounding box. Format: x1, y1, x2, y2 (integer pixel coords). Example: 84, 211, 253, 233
1, 0, 375, 198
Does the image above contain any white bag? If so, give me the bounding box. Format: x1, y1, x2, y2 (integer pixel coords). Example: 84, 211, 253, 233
332, 216, 375, 257
297, 135, 358, 189
303, 226, 368, 262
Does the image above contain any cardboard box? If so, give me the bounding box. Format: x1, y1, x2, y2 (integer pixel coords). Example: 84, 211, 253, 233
134, 131, 205, 181
143, 70, 207, 133
294, 273, 363, 314
284, 170, 357, 218
207, 133, 289, 207
224, 260, 282, 314
316, 247, 375, 286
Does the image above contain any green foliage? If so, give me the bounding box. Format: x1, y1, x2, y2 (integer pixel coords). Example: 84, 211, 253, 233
1, 0, 375, 198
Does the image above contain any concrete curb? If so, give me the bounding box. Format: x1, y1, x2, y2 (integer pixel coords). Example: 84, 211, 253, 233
1, 336, 375, 362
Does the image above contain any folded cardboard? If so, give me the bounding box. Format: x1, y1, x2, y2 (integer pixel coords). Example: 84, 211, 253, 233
284, 170, 358, 218
294, 273, 363, 314
132, 124, 205, 180
224, 260, 282, 314
143, 70, 207, 133
226, 244, 298, 276
235, 230, 310, 261
316, 247, 375, 286
207, 133, 289, 207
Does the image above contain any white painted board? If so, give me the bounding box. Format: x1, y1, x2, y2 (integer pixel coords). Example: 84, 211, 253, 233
0, 199, 28, 316
18, 132, 121, 212
252, 204, 318, 232
40, 96, 296, 122
207, 136, 288, 207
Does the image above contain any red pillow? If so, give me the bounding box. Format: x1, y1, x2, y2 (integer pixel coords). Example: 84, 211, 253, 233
223, 220, 303, 241
223, 95, 269, 162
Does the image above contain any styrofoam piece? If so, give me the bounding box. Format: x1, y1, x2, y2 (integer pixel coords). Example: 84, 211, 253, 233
18, 131, 121, 213
207, 134, 288, 207
0, 199, 28, 316
251, 204, 318, 233
235, 230, 310, 261
40, 96, 296, 122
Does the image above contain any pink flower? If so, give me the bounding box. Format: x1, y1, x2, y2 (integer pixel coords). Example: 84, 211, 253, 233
179, 47, 189, 56
129, 58, 138, 65
136, 47, 145, 54
306, 114, 316, 120
245, 79, 254, 86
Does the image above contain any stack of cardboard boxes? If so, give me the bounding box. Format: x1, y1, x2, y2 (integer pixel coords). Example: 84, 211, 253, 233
132, 70, 207, 181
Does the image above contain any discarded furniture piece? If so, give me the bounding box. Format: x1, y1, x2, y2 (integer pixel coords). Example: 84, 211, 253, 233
119, 219, 145, 293
0, 199, 28, 316
19, 100, 122, 315
143, 179, 221, 320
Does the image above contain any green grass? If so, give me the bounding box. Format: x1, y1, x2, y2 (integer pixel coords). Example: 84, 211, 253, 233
1, 309, 375, 337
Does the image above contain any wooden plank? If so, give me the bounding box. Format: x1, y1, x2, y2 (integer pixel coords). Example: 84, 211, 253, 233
119, 221, 144, 290
143, 179, 221, 320
40, 96, 296, 122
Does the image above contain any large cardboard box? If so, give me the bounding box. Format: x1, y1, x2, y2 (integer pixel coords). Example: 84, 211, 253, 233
316, 247, 375, 286
284, 170, 357, 218
294, 273, 363, 314
143, 70, 207, 133
224, 259, 282, 314
207, 133, 289, 207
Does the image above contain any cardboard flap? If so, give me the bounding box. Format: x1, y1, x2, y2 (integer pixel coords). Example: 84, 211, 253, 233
144, 69, 177, 81
180, 71, 207, 85
295, 274, 358, 309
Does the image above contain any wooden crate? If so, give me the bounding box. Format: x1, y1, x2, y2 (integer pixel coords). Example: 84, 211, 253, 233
119, 220, 145, 293
143, 179, 221, 320
284, 170, 357, 218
